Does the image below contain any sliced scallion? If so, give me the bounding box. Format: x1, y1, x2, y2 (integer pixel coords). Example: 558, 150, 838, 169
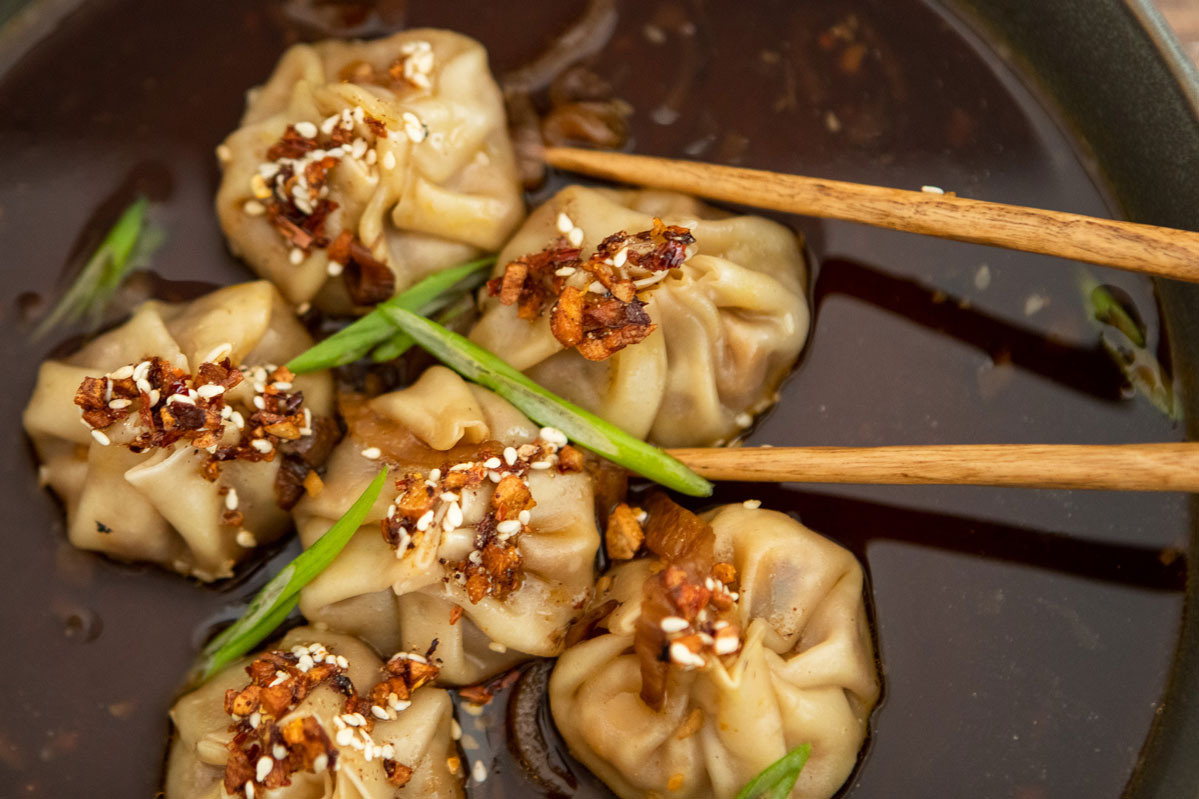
287, 256, 494, 373
379, 306, 713, 497
736, 743, 812, 799
195, 466, 389, 680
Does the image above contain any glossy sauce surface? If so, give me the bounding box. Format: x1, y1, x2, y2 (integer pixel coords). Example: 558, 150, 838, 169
0, 1, 1188, 797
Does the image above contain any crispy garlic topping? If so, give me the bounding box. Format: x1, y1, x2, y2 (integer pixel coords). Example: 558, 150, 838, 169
222, 642, 440, 798
488, 218, 696, 361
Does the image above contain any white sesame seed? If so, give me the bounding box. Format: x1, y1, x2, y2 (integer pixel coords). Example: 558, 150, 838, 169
335, 727, 354, 747
530, 461, 552, 470
518, 509, 531, 525
133, 360, 151, 382
197, 384, 225, 399
252, 396, 266, 411
714, 635, 740, 655
568, 227, 584, 247
107, 398, 131, 410
272, 744, 288, 760
289, 248, 305, 265
503, 446, 518, 466
451, 718, 462, 740
487, 641, 507, 654
327, 260, 344, 276
135, 378, 152, 396
361, 446, 382, 460
496, 519, 522, 535
613, 248, 629, 267
108, 364, 135, 380
251, 439, 274, 454
225, 488, 239, 510
554, 266, 577, 277
313, 753, 329, 773
256, 756, 273, 782
483, 456, 502, 470
921, 185, 945, 195
660, 616, 690, 634
235, 530, 257, 548
587, 281, 607, 294
336, 655, 349, 669
243, 199, 266, 216
556, 212, 574, 234
445, 501, 463, 531
416, 510, 435, 531
245, 782, 255, 799
382, 150, 396, 170
540, 427, 568, 447
249, 711, 261, 728
293, 120, 318, 138
231, 411, 246, 430
742, 499, 762, 509
90, 429, 111, 446
472, 759, 488, 783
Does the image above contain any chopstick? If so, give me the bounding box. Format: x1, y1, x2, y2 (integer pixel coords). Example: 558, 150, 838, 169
544, 146, 1199, 284
666, 443, 1199, 492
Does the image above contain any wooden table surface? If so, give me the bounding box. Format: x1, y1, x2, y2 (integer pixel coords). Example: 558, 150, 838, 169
1155, 0, 1199, 63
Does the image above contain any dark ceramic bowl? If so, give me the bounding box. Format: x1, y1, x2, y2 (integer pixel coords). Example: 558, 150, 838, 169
1, 1, 1197, 797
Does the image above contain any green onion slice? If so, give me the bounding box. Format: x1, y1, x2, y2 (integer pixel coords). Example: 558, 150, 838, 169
736, 744, 812, 799
287, 256, 494, 373
195, 466, 389, 680
380, 306, 713, 497
34, 196, 162, 339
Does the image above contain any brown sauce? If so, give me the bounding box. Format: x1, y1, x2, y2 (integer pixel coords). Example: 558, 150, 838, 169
0, 1, 1187, 797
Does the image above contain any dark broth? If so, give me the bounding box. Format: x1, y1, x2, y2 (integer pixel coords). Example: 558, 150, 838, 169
0, 1, 1187, 797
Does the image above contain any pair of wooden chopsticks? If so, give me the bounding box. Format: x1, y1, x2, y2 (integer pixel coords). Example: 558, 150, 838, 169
545, 146, 1199, 493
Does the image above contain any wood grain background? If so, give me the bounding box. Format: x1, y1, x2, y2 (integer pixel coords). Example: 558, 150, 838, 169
1155, 0, 1199, 63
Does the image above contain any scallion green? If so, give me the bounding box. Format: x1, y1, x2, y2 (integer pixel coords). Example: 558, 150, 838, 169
195, 466, 389, 680
736, 744, 812, 799
287, 256, 494, 373
379, 306, 713, 497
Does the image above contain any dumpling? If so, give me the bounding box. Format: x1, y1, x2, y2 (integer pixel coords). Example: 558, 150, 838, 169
216, 29, 524, 313
549, 495, 879, 799
166, 626, 462, 799
296, 366, 600, 685
23, 281, 337, 581
468, 186, 810, 447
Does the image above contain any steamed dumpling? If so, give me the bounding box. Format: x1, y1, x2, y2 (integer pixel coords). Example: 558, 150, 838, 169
216, 28, 524, 313
549, 498, 878, 799
469, 186, 809, 447
296, 366, 600, 685
166, 627, 462, 799
23, 282, 336, 581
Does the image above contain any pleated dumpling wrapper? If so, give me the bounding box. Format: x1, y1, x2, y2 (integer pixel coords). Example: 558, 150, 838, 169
23, 281, 337, 581
216, 28, 524, 313
166, 627, 462, 799
469, 186, 809, 447
550, 495, 879, 799
296, 366, 601, 685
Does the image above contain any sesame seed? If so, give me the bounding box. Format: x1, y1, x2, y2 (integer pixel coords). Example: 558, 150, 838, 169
921, 185, 945, 195
231, 411, 246, 430
568, 227, 584, 247
216, 144, 233, 163
587, 281, 607, 294
256, 756, 273, 782
245, 782, 255, 799
253, 396, 266, 411
251, 439, 274, 454
292, 120, 317, 138
496, 519, 522, 535
660, 616, 690, 634
197, 384, 225, 399
371, 705, 391, 721
439, 491, 458, 502
488, 470, 502, 483
313, 753, 328, 773
503, 446, 518, 466
714, 634, 740, 655
487, 641, 507, 653
382, 151, 396, 170
361, 446, 382, 460
554, 266, 577, 277
289, 248, 304, 265
451, 718, 462, 740
446, 501, 463, 531
108, 398, 131, 410
327, 260, 344, 276
483, 456, 502, 469
225, 488, 239, 510
335, 727, 354, 747
540, 427, 568, 447
472, 759, 488, 783
272, 744, 288, 760
556, 212, 574, 234
243, 200, 266, 216
742, 499, 762, 509
249, 711, 261, 728
90, 429, 111, 446
530, 461, 552, 470
416, 510, 435, 531
518, 509, 531, 525
108, 364, 135, 380
613, 248, 629, 267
